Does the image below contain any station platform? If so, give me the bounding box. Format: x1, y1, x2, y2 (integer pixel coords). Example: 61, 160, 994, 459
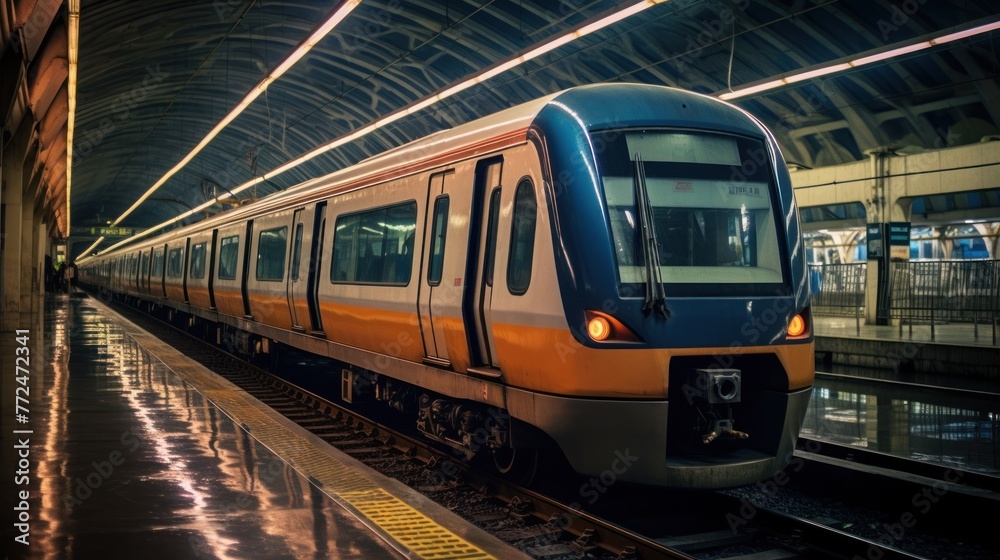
813, 315, 1000, 380
1, 293, 526, 560
810, 315, 1000, 479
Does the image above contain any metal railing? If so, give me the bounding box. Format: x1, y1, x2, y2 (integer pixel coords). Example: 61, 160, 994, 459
809, 263, 866, 334
889, 260, 999, 343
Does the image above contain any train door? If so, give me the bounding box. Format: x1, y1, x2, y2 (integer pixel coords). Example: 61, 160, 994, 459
468, 159, 503, 369
286, 207, 309, 331
208, 230, 218, 309
182, 238, 191, 303
418, 172, 454, 364
308, 202, 326, 335
142, 250, 150, 293
417, 158, 503, 371
303, 201, 326, 336
152, 244, 167, 298
241, 220, 253, 318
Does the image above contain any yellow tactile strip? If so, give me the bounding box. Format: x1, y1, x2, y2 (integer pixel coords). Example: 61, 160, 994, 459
199, 388, 495, 559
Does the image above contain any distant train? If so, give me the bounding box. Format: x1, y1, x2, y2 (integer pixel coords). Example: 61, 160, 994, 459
80, 84, 814, 488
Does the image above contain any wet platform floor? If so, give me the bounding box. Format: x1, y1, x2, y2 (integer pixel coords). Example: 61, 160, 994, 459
1, 295, 407, 559
5, 293, 999, 558
805, 370, 1000, 476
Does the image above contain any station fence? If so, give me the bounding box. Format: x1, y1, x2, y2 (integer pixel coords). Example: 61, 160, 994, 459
808, 263, 867, 318
889, 259, 999, 342
808, 260, 1000, 342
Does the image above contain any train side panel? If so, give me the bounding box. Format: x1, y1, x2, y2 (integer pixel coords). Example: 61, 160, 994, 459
150, 244, 166, 298
317, 175, 426, 364
246, 210, 295, 330
214, 223, 247, 318
164, 238, 187, 303
186, 231, 214, 310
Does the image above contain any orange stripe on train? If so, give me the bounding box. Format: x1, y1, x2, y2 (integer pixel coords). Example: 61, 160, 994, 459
493, 323, 814, 397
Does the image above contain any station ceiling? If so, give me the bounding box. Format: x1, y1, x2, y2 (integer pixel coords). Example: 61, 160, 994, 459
53, 0, 1000, 256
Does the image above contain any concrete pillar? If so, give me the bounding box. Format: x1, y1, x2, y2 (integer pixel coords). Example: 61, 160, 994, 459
972, 223, 995, 260
1, 119, 35, 330
936, 227, 953, 260
2, 154, 25, 329
865, 258, 880, 324
865, 394, 911, 455
987, 224, 1000, 260
32, 208, 46, 314
866, 150, 917, 325
19, 143, 42, 321
876, 397, 911, 456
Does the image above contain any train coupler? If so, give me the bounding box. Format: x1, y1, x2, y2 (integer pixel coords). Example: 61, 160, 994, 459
702, 419, 750, 445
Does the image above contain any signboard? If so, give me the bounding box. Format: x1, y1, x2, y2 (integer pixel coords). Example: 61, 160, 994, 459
90, 227, 134, 237
866, 223, 883, 259
888, 222, 911, 260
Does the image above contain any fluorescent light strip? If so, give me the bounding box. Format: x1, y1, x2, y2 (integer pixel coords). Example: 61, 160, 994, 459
720, 20, 1000, 100
109, 0, 362, 227
66, 0, 80, 233
80, 0, 669, 261
77, 1, 361, 260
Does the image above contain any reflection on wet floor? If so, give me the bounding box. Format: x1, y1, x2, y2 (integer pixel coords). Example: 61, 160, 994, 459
1, 294, 402, 560
805, 372, 1000, 475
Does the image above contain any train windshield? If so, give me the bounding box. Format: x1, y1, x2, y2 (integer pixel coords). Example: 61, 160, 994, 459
593, 129, 786, 297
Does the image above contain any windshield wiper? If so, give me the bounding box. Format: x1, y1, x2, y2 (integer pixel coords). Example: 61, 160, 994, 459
632, 153, 669, 318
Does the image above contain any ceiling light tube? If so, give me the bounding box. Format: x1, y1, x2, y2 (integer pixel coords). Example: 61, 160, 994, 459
850, 42, 930, 66
784, 63, 851, 83
109, 0, 361, 227
79, 0, 670, 262
66, 0, 80, 234
931, 20, 1000, 44
720, 19, 1000, 101
720, 79, 784, 100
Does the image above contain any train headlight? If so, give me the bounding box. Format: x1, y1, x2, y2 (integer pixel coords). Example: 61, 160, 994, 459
787, 313, 807, 338
584, 311, 640, 343
587, 316, 611, 341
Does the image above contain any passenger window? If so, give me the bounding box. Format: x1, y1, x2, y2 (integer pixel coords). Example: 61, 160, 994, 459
151, 249, 165, 278
256, 226, 288, 281
428, 196, 449, 286
332, 201, 416, 285
190, 243, 206, 279
291, 223, 304, 282
218, 235, 240, 280
507, 179, 537, 294
166, 248, 184, 278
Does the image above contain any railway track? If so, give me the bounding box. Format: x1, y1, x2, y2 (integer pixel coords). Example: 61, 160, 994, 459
815, 370, 1000, 399
99, 294, 936, 560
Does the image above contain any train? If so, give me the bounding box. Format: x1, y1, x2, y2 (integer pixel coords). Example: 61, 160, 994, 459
79, 83, 814, 488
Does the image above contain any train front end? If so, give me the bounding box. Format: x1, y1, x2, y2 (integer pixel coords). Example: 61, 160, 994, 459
525, 84, 814, 488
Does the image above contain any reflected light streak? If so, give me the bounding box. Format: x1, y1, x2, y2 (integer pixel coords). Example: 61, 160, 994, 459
114, 337, 239, 559
38, 302, 71, 559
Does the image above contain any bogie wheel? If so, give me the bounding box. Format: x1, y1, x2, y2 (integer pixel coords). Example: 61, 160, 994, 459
491, 446, 540, 485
